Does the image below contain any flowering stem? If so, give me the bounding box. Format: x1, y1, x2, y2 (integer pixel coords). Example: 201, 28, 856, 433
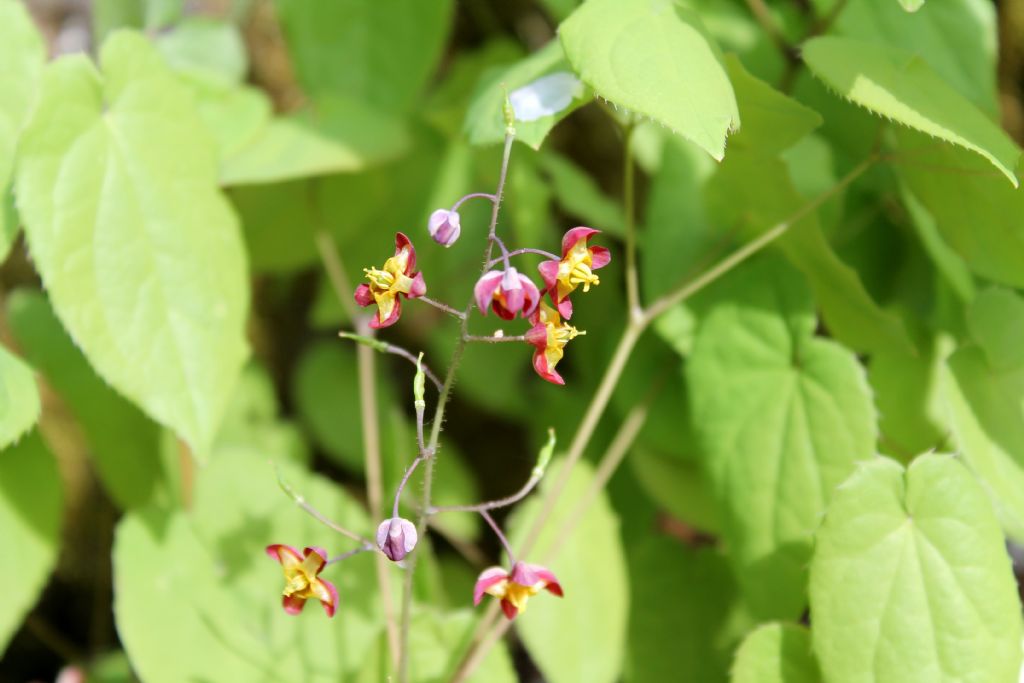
480, 510, 516, 564
485, 247, 559, 268
491, 234, 512, 271
462, 334, 527, 343
397, 130, 517, 683
275, 468, 376, 548
451, 192, 498, 212
449, 152, 880, 683
392, 454, 426, 519
338, 332, 444, 392
327, 544, 376, 565
428, 472, 541, 514
419, 295, 467, 320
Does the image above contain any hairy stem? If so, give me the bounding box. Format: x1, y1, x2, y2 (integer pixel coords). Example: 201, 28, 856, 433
480, 510, 516, 564
419, 295, 467, 320
486, 247, 560, 268
397, 131, 517, 683
463, 334, 528, 343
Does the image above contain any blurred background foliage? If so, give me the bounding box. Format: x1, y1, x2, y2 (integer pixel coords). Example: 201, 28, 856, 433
3, 0, 1024, 681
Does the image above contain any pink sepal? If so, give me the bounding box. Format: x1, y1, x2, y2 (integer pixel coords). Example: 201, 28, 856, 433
354, 284, 374, 308
266, 544, 302, 564
500, 599, 519, 620
395, 232, 416, 273
318, 578, 339, 617
525, 322, 548, 351
537, 260, 559, 291
519, 273, 541, 318
408, 272, 426, 298
474, 271, 504, 315
560, 227, 600, 257
533, 350, 564, 385
282, 594, 306, 615
524, 563, 563, 597
590, 245, 611, 269
369, 297, 401, 329
554, 295, 572, 320
474, 566, 508, 605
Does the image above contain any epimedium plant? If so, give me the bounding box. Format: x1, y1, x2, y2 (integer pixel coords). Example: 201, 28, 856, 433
1, 0, 1024, 682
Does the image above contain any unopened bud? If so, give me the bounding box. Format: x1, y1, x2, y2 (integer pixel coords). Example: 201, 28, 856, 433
428, 209, 461, 247
533, 428, 556, 478
376, 517, 418, 562
413, 353, 426, 407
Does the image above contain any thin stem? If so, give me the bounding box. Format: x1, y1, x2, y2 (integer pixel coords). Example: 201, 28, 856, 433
338, 332, 444, 392
451, 192, 498, 212
276, 470, 376, 547
643, 155, 876, 323
327, 544, 375, 565
397, 130, 517, 683
485, 247, 559, 268
480, 510, 516, 564
392, 454, 425, 519
463, 334, 527, 343
314, 230, 359, 321
623, 123, 642, 320
491, 234, 512, 271
419, 296, 467, 320
428, 472, 541, 514
808, 0, 849, 37
744, 0, 797, 63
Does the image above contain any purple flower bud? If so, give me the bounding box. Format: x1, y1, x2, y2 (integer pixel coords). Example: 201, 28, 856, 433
428, 209, 461, 247
376, 517, 418, 562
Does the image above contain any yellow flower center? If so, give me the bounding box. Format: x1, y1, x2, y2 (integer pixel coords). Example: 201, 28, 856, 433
363, 248, 415, 323
536, 303, 584, 371
556, 241, 599, 298
281, 552, 322, 600
503, 581, 543, 614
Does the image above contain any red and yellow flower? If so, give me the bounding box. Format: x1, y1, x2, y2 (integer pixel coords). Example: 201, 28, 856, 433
537, 227, 610, 319
354, 232, 427, 328
524, 302, 585, 385
473, 562, 563, 620
266, 544, 339, 617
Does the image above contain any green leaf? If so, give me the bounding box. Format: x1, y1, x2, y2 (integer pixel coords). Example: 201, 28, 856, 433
834, 0, 997, 115
0, 342, 39, 451
706, 152, 913, 356
220, 96, 410, 186
687, 257, 877, 619
732, 623, 821, 683
508, 459, 629, 683
868, 335, 953, 459
725, 55, 822, 155
0, 0, 45, 260
154, 17, 247, 86
538, 149, 625, 236
16, 32, 250, 456
627, 537, 745, 683
630, 448, 720, 534
967, 288, 1024, 370
895, 128, 1024, 288
114, 451, 382, 683
897, 183, 975, 302
559, 0, 739, 160
6, 290, 164, 509
802, 36, 1020, 186
356, 611, 517, 683
464, 41, 587, 150
809, 455, 1023, 683
899, 0, 925, 11
0, 432, 63, 654
274, 0, 453, 115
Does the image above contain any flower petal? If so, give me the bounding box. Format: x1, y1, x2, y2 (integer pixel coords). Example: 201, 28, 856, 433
302, 546, 328, 574
560, 227, 600, 258
312, 578, 339, 617
394, 232, 416, 273
354, 284, 374, 308
370, 295, 402, 329
525, 322, 548, 351
474, 271, 504, 315
266, 544, 303, 567
533, 348, 565, 385
555, 295, 573, 320
282, 594, 306, 615
474, 566, 510, 605
589, 245, 611, 270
